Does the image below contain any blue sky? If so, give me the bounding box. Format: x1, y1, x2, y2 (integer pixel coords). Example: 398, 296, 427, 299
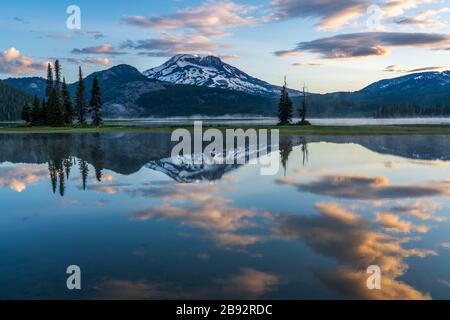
1, 0, 450, 93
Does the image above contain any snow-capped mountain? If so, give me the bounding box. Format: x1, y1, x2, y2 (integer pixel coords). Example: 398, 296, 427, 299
145, 142, 273, 183
143, 54, 299, 97
361, 70, 450, 95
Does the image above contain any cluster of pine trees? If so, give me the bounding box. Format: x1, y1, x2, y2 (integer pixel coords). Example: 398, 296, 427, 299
277, 78, 310, 125
21, 61, 103, 127
47, 134, 104, 196
374, 104, 450, 118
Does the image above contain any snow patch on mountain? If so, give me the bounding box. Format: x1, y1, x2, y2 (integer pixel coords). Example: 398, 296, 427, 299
143, 54, 298, 97
362, 70, 450, 93
145, 142, 274, 183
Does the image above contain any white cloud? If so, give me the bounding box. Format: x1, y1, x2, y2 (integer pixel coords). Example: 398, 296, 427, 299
0, 47, 47, 75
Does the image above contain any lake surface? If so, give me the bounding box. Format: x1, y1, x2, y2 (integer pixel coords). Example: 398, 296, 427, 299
110, 117, 450, 127
0, 133, 449, 299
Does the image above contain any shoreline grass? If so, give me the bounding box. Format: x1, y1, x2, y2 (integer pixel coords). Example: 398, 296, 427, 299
1, 124, 450, 135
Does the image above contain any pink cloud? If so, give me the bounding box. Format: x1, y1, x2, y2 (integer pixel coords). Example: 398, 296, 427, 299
0, 47, 47, 75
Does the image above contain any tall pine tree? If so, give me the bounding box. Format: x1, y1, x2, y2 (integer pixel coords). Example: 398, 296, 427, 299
47, 88, 64, 126
54, 60, 61, 95
41, 99, 48, 125
30, 96, 42, 125
79, 159, 89, 190
89, 76, 103, 127
297, 85, 311, 126
62, 78, 73, 125
21, 101, 31, 123
45, 63, 53, 98
76, 66, 87, 125
278, 77, 293, 125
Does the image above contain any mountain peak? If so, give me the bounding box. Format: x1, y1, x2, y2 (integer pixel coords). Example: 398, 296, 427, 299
361, 70, 450, 94
143, 54, 292, 96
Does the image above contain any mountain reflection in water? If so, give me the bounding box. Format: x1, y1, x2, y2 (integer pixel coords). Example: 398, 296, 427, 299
0, 133, 449, 299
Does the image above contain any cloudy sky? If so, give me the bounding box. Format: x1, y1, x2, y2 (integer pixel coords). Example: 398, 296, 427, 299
1, 0, 450, 93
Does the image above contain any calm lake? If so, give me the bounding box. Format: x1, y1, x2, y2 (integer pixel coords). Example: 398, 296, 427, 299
110, 117, 450, 127
0, 132, 449, 299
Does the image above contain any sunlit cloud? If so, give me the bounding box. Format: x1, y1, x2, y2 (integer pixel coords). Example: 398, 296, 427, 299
277, 173, 450, 200
391, 202, 446, 222
406, 66, 449, 73
270, 0, 371, 31
383, 64, 449, 73
394, 8, 450, 29
384, 64, 403, 72
269, 0, 443, 32
216, 54, 240, 61
376, 212, 429, 233
66, 57, 110, 66
0, 47, 47, 75
86, 183, 130, 194
440, 242, 450, 249
121, 33, 226, 57
213, 233, 264, 247
122, 1, 256, 38
292, 62, 323, 67
96, 268, 278, 300
71, 44, 126, 55
215, 268, 279, 299
85, 57, 110, 66
382, 0, 436, 19
275, 176, 298, 185
132, 201, 259, 232
273, 49, 301, 58
96, 279, 162, 299
315, 202, 364, 225
130, 183, 271, 248
0, 165, 47, 192
276, 32, 450, 59
273, 202, 435, 299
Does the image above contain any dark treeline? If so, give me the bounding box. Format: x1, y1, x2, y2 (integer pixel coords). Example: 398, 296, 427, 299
21, 60, 103, 127
374, 104, 450, 118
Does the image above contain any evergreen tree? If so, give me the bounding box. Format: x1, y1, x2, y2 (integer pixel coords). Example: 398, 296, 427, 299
21, 101, 31, 123
76, 66, 87, 125
91, 134, 104, 182
78, 159, 89, 190
89, 76, 103, 126
41, 99, 48, 125
45, 63, 53, 98
58, 169, 65, 197
298, 85, 311, 125
62, 78, 73, 124
47, 88, 64, 126
277, 77, 293, 125
54, 60, 61, 95
49, 161, 57, 194
279, 135, 293, 176
30, 96, 41, 125
64, 157, 73, 180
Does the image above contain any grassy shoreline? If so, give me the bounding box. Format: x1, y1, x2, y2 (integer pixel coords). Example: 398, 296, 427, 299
1, 124, 450, 135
